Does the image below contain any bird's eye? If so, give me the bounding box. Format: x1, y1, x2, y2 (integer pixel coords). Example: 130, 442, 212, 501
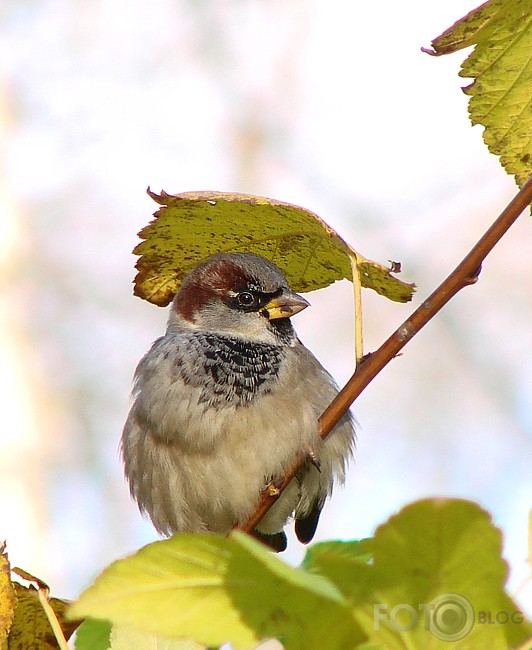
237, 291, 255, 307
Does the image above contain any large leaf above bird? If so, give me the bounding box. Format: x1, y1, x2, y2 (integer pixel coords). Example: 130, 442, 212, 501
133, 190, 415, 307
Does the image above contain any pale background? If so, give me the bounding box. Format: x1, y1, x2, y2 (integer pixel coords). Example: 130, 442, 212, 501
1, 0, 530, 623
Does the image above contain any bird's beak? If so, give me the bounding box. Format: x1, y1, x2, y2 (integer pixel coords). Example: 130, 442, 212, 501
263, 290, 310, 320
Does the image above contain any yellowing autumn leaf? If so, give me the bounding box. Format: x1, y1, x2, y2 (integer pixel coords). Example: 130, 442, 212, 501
425, 0, 532, 187
0, 545, 16, 646
8, 581, 80, 649
133, 189, 415, 306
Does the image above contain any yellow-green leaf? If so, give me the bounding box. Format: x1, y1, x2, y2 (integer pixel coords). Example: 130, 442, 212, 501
69, 532, 365, 650
0, 546, 16, 647
366, 499, 531, 648
69, 535, 257, 649
425, 0, 508, 54
426, 0, 532, 187
133, 189, 415, 306
304, 499, 531, 649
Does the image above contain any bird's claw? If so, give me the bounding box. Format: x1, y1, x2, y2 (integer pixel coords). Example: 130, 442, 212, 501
267, 475, 285, 496
306, 447, 322, 472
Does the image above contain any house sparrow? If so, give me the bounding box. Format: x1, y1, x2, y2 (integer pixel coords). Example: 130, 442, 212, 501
121, 252, 355, 551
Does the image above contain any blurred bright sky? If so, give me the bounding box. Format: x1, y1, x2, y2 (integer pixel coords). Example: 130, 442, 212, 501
0, 0, 530, 621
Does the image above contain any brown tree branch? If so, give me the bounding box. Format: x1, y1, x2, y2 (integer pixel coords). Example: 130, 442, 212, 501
235, 175, 532, 535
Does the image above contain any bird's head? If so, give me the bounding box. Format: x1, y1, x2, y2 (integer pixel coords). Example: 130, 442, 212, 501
167, 253, 309, 343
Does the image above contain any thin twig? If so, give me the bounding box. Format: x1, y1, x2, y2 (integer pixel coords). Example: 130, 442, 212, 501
235, 176, 532, 535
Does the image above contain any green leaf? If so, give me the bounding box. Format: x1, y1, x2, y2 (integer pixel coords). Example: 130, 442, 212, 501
301, 540, 374, 606
69, 532, 365, 650
357, 259, 414, 303
301, 500, 531, 649
301, 540, 375, 610
75, 619, 112, 650
69, 535, 259, 649
354, 499, 530, 649
133, 189, 415, 307
227, 531, 365, 650
426, 0, 532, 187
302, 539, 372, 571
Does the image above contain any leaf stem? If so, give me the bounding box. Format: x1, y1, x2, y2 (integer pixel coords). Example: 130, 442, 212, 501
235, 175, 532, 535
37, 588, 69, 650
349, 252, 364, 365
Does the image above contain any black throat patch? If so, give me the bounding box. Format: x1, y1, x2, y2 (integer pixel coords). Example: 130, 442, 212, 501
183, 332, 286, 406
